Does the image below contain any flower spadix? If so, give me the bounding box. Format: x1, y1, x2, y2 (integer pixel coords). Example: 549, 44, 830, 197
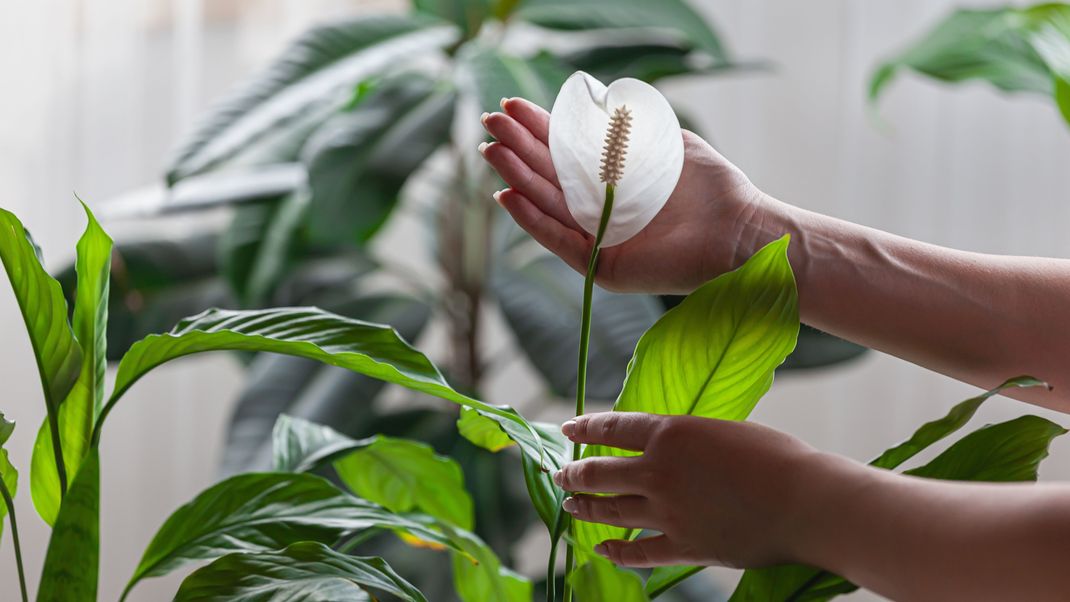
549, 71, 684, 247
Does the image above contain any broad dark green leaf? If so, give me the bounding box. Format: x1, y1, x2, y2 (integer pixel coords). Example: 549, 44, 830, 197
577, 236, 799, 554
222, 294, 429, 475
273, 414, 376, 473
0, 210, 82, 461
731, 413, 1067, 602
303, 76, 455, 244
98, 306, 553, 468
167, 15, 458, 183
0, 412, 16, 542
493, 254, 661, 401
454, 43, 570, 113
175, 541, 426, 602
335, 436, 475, 530
571, 555, 648, 602
37, 448, 100, 602
122, 472, 462, 600
220, 192, 309, 307
559, 42, 697, 83
458, 407, 515, 452
647, 565, 702, 599
32, 203, 113, 526
871, 5, 1070, 127
413, 0, 490, 38
871, 376, 1048, 470
515, 0, 730, 63
438, 521, 532, 602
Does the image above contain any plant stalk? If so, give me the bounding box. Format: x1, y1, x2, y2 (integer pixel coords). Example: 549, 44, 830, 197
1, 478, 29, 602
47, 409, 67, 497
562, 184, 615, 602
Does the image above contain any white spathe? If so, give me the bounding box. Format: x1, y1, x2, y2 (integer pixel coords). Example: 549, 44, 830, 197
548, 71, 684, 248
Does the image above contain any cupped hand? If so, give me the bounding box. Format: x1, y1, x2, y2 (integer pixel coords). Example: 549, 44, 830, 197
480, 97, 763, 295
551, 412, 845, 569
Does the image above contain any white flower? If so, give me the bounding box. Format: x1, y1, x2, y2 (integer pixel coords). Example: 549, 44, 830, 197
548, 71, 685, 248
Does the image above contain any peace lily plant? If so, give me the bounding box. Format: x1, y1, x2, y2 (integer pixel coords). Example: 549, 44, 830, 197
2, 4, 1069, 598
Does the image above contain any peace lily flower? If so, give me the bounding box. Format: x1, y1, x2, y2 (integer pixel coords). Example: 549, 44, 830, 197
549, 71, 685, 248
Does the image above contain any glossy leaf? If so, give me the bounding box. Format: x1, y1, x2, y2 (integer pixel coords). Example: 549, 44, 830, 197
571, 555, 648, 602
560, 41, 699, 84
166, 15, 458, 183
0, 412, 16, 542
458, 407, 515, 452
303, 76, 455, 244
220, 192, 309, 307
222, 294, 429, 475
871, 376, 1048, 470
646, 565, 702, 599
37, 449, 100, 602
493, 254, 661, 400
175, 541, 426, 602
454, 43, 570, 113
515, 0, 730, 63
32, 203, 113, 526
335, 436, 475, 530
439, 521, 532, 602
871, 5, 1070, 127
122, 472, 462, 599
412, 0, 489, 38
273, 414, 375, 473
578, 236, 798, 549
98, 306, 553, 468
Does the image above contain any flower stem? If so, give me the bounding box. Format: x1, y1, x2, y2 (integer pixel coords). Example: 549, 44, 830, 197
562, 184, 615, 602
1, 477, 29, 602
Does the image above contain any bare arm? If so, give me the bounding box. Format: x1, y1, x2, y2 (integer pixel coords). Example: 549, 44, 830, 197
481, 97, 1070, 411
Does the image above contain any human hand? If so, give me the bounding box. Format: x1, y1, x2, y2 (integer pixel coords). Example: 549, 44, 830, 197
480, 97, 764, 295
552, 412, 847, 569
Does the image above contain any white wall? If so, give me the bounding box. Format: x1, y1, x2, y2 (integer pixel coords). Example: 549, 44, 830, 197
1, 1, 1069, 600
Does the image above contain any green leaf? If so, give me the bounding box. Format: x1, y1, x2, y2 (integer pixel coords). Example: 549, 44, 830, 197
413, 0, 490, 38
272, 414, 376, 473
458, 407, 515, 452
220, 192, 309, 307
0, 412, 17, 543
647, 565, 702, 599
571, 555, 648, 602
122, 472, 462, 599
0, 209, 82, 526
175, 541, 427, 602
167, 15, 459, 183
577, 235, 798, 585
37, 448, 100, 602
870, 5, 1070, 127
303, 76, 455, 244
99, 306, 552, 468
439, 521, 532, 602
515, 0, 730, 63
493, 254, 661, 400
871, 376, 1048, 470
32, 202, 113, 526
454, 43, 570, 113
335, 436, 475, 530
223, 294, 429, 475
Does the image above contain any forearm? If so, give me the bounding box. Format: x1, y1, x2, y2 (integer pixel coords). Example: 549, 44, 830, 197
734, 193, 1070, 410
804, 457, 1070, 601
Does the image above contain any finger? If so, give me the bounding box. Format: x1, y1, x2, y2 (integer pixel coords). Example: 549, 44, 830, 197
553, 456, 647, 495
493, 188, 589, 272
501, 97, 550, 144
561, 412, 660, 452
482, 112, 560, 187
563, 495, 652, 530
480, 141, 579, 230
596, 535, 678, 568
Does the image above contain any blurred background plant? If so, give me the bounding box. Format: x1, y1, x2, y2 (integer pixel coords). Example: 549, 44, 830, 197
57, 1, 864, 597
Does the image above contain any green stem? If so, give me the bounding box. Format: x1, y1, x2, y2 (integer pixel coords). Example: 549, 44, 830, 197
562, 184, 615, 602
1, 478, 29, 602
47, 408, 67, 497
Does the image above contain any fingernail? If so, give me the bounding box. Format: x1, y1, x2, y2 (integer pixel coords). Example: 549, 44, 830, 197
561, 420, 577, 437
594, 543, 609, 557
562, 497, 578, 513
477, 142, 489, 155
492, 189, 504, 204
480, 112, 490, 125
552, 470, 564, 487
500, 97, 510, 109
